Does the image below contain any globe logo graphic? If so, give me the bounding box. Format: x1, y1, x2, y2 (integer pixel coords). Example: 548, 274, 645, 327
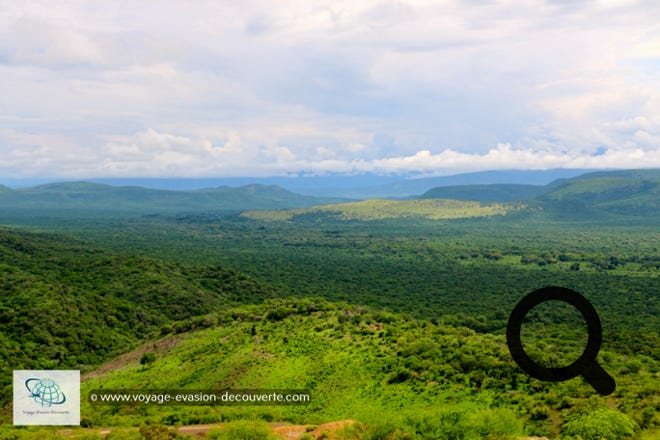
25, 378, 67, 407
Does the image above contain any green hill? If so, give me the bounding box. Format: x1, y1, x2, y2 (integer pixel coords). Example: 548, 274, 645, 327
420, 184, 547, 202
0, 182, 347, 217
0, 228, 279, 401
538, 169, 660, 217
75, 298, 656, 439
419, 169, 660, 221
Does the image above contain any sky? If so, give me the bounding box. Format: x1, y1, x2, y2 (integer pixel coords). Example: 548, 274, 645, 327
1, 0, 660, 178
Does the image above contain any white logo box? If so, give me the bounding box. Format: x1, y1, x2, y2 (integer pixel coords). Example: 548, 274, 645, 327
13, 370, 80, 426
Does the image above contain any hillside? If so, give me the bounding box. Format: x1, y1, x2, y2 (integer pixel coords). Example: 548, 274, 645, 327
0, 228, 280, 402
242, 198, 513, 221
0, 182, 347, 217
75, 299, 656, 439
419, 169, 660, 220
537, 169, 660, 217
420, 183, 547, 202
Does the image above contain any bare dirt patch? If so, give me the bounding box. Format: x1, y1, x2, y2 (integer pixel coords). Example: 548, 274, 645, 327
273, 420, 359, 439
82, 335, 183, 380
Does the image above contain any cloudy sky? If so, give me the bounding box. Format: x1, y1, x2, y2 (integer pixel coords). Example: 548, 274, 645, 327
1, 0, 659, 178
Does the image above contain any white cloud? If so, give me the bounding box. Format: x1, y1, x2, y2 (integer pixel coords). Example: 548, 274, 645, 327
3, 126, 660, 179
0, 0, 659, 177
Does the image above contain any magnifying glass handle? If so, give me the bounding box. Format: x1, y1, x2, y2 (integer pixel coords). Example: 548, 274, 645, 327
581, 361, 616, 396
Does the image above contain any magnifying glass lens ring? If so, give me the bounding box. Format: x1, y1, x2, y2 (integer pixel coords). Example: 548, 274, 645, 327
506, 286, 603, 382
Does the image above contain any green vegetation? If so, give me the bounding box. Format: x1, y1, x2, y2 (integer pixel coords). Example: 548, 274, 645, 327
537, 171, 660, 218
0, 169, 658, 439
419, 169, 660, 219
76, 298, 655, 438
420, 183, 547, 202
561, 409, 638, 440
0, 228, 279, 402
242, 198, 512, 221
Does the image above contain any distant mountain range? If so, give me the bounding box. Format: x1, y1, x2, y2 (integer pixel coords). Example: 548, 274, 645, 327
1, 169, 658, 220
0, 182, 347, 217
1, 169, 594, 198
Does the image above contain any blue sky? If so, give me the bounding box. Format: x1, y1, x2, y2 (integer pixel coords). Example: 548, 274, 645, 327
1, 0, 659, 177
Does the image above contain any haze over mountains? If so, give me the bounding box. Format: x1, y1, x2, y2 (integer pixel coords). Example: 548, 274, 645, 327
0, 169, 659, 220
2, 169, 592, 198
0, 182, 347, 216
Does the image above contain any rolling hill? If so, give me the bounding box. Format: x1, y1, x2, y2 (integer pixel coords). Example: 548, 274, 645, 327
420, 184, 547, 202
536, 169, 660, 217
74, 298, 656, 439
418, 169, 660, 221
0, 228, 280, 402
233, 169, 660, 224
0, 182, 347, 217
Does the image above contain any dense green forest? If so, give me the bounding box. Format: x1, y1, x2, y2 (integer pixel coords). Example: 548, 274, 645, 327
0, 169, 658, 439
0, 229, 279, 404
0, 215, 657, 439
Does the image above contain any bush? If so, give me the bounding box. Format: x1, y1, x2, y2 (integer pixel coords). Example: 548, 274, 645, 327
140, 352, 156, 365
529, 405, 551, 421
398, 407, 523, 440
138, 425, 179, 440
561, 409, 637, 440
469, 408, 523, 439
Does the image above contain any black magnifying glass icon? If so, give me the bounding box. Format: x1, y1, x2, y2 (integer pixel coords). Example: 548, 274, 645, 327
506, 286, 616, 395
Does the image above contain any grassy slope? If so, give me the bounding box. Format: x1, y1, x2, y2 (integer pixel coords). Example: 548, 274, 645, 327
77, 299, 657, 438
242, 198, 513, 221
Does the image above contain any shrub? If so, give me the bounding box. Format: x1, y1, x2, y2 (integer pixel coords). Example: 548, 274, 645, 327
469, 408, 523, 439
140, 352, 156, 365
139, 425, 179, 440
561, 409, 637, 440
